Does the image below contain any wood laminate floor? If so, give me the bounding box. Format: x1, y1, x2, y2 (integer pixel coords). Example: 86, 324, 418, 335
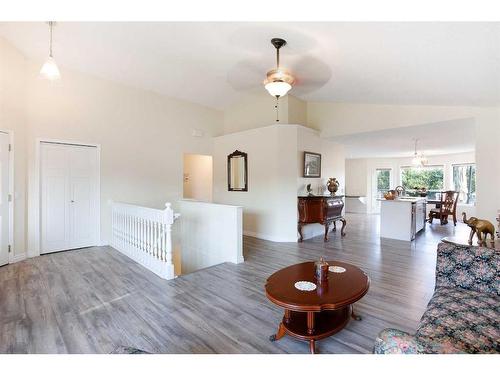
0, 213, 470, 354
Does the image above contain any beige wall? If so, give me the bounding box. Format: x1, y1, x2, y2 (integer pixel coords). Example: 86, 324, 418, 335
307, 102, 480, 137
213, 124, 346, 242
287, 95, 307, 126
223, 90, 286, 134
25, 64, 223, 256
213, 125, 298, 242
183, 154, 213, 202
1, 37, 224, 258
0, 37, 28, 259
308, 102, 500, 223
297, 126, 345, 196
2, 34, 498, 258
297, 126, 346, 239
223, 91, 307, 134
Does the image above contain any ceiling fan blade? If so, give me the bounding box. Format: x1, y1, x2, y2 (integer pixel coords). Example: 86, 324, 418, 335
226, 60, 267, 91
288, 55, 333, 95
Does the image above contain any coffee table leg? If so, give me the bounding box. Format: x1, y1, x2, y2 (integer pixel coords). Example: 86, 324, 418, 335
351, 306, 362, 321
269, 322, 286, 342
284, 309, 291, 324
309, 340, 316, 354
307, 312, 315, 334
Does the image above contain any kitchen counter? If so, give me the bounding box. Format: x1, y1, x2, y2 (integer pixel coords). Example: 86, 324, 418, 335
377, 197, 427, 203
379, 197, 426, 241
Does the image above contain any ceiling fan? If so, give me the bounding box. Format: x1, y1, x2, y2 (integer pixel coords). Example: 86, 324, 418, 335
226, 37, 332, 100
263, 38, 295, 98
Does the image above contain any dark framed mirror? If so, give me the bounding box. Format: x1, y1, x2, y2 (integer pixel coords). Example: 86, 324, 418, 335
228, 150, 248, 191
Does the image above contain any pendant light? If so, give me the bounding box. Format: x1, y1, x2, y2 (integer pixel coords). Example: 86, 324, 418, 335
40, 21, 61, 80
264, 38, 294, 98
411, 139, 427, 167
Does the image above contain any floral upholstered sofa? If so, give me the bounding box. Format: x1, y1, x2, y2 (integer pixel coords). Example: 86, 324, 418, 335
374, 241, 499, 354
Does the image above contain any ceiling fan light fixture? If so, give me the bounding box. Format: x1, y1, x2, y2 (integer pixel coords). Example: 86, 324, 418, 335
263, 38, 294, 98
265, 81, 292, 97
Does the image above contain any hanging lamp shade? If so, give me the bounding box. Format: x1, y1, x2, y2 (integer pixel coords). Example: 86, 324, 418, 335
411, 139, 427, 167
40, 56, 61, 80
40, 21, 61, 81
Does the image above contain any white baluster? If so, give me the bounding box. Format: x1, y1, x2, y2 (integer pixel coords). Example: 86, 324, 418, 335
164, 203, 174, 267
154, 221, 159, 259
109, 202, 178, 279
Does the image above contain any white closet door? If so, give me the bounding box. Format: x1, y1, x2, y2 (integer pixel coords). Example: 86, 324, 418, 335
41, 143, 99, 254
0, 133, 10, 266
68, 146, 98, 248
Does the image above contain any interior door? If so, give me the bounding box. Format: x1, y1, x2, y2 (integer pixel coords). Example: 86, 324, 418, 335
0, 133, 10, 266
41, 142, 99, 254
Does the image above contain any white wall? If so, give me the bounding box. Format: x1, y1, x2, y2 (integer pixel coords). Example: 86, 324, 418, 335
474, 109, 500, 225
345, 159, 369, 196
213, 124, 298, 242
178, 200, 243, 274
346, 151, 477, 216
183, 154, 213, 202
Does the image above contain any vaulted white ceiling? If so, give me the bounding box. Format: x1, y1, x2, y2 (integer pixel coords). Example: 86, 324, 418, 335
0, 22, 498, 109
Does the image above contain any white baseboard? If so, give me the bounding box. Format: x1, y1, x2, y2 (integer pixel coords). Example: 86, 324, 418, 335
243, 230, 297, 243
10, 252, 27, 263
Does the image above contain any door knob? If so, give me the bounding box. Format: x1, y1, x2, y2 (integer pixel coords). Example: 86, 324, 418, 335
71, 200, 75, 203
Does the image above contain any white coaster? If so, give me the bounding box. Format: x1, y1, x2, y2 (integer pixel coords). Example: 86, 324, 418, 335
329, 266, 346, 273
294, 281, 317, 291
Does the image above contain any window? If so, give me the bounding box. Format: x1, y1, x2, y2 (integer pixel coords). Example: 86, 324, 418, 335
453, 164, 476, 204
376, 169, 391, 197
400, 165, 444, 200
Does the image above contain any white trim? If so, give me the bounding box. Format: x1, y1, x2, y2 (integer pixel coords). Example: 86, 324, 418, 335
10, 252, 26, 263
33, 138, 101, 257
243, 230, 297, 243
0, 130, 15, 264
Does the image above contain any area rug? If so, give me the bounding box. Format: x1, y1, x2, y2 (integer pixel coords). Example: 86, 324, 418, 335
110, 346, 150, 354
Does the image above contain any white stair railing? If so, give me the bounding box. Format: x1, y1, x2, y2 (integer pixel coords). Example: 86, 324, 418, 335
111, 201, 180, 280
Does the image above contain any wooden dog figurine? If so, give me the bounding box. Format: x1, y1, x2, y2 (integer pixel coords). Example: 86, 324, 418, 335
462, 212, 496, 246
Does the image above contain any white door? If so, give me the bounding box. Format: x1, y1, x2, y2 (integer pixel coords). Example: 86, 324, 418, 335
41, 142, 99, 254
0, 133, 10, 266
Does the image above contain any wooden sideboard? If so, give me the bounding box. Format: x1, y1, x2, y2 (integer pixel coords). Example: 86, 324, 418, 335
297, 195, 346, 242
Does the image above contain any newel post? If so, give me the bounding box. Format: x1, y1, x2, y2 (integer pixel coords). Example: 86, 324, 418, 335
163, 202, 179, 277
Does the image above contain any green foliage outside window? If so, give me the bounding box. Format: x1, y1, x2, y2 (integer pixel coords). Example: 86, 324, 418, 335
453, 164, 476, 204
376, 169, 391, 191
401, 167, 444, 199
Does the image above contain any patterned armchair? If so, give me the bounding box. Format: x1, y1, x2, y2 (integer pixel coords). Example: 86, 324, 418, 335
374, 242, 499, 354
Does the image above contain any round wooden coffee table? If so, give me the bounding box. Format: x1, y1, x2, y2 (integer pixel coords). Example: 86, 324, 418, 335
265, 261, 369, 354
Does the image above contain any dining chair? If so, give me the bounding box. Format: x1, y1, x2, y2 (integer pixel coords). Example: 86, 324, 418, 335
428, 191, 459, 226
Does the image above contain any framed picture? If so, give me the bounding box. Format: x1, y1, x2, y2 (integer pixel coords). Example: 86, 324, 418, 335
303, 152, 321, 178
